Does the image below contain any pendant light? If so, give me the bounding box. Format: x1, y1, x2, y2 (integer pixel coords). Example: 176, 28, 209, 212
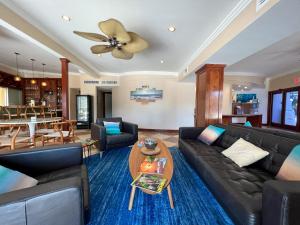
14, 52, 21, 81
30, 59, 37, 85
41, 63, 47, 87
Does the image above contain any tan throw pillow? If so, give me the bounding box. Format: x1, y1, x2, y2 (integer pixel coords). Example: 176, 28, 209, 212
276, 145, 300, 181
222, 138, 269, 167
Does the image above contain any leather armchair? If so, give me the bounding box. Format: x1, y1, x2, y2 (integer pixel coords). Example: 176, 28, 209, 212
0, 143, 89, 225
91, 117, 138, 151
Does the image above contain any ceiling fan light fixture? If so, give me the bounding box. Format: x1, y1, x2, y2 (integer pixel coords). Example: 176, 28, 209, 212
168, 26, 176, 32
62, 15, 71, 22
74, 18, 148, 60
160, 60, 164, 64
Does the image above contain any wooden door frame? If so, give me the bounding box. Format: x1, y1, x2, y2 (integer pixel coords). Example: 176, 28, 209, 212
268, 86, 300, 131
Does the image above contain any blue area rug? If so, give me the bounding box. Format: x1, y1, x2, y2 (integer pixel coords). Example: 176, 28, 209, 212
86, 147, 234, 225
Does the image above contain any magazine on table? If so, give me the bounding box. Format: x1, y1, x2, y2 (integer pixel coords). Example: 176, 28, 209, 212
131, 173, 167, 193
139, 156, 167, 174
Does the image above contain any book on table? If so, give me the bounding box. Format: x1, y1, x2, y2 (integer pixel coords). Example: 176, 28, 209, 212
139, 156, 167, 174
131, 173, 167, 193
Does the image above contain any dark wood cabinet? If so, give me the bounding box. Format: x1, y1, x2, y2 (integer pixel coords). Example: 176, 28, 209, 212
195, 64, 226, 127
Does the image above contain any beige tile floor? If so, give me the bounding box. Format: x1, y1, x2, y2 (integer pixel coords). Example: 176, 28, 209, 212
0, 129, 179, 155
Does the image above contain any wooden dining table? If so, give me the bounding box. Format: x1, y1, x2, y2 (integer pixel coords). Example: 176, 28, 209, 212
0, 117, 62, 138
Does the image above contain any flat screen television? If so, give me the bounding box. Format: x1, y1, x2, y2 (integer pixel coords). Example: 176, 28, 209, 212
236, 94, 256, 103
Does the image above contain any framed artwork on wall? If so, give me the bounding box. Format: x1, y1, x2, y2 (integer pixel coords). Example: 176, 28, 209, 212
130, 85, 163, 102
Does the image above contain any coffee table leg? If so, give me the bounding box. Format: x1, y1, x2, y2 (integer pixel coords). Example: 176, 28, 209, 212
167, 185, 174, 209
128, 186, 136, 210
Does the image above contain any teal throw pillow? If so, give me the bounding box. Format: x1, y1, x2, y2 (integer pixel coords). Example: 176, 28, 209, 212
103, 121, 121, 135
0, 165, 38, 194
198, 125, 226, 145
244, 121, 252, 127
276, 144, 300, 181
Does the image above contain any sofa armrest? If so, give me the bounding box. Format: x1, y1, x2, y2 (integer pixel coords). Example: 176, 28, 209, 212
262, 180, 300, 225
91, 123, 106, 151
123, 121, 138, 138
179, 127, 205, 140
0, 143, 82, 177
0, 177, 84, 225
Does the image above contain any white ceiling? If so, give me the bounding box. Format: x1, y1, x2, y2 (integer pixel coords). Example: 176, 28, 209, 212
227, 31, 300, 76
1, 0, 241, 74
206, 0, 300, 77
0, 25, 78, 74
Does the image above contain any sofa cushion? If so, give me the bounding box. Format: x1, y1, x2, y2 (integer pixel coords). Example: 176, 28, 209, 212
276, 144, 300, 181
222, 138, 269, 167
197, 125, 225, 145
215, 124, 300, 176
96, 117, 123, 130
0, 165, 38, 194
36, 165, 89, 213
103, 121, 121, 135
179, 138, 273, 225
106, 133, 134, 145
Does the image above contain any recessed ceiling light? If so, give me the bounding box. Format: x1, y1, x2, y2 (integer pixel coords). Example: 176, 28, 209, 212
168, 26, 176, 32
244, 86, 248, 89
62, 15, 71, 22
160, 60, 164, 64
97, 54, 101, 57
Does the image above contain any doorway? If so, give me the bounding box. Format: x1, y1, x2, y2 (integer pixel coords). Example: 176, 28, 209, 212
96, 87, 112, 118
268, 87, 300, 131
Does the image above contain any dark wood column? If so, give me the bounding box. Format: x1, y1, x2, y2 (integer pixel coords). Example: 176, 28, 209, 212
60, 58, 70, 120
195, 64, 226, 127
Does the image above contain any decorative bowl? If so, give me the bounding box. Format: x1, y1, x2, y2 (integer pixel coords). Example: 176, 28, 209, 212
144, 138, 157, 150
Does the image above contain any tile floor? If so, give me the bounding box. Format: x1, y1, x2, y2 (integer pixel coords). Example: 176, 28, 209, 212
0, 129, 179, 154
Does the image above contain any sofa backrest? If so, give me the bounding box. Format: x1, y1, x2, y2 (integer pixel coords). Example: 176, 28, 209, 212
214, 124, 300, 175
96, 117, 123, 130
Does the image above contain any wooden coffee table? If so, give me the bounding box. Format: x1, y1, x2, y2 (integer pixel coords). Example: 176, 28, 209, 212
128, 139, 174, 210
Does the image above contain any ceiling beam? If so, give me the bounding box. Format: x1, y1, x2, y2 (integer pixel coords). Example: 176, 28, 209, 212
179, 0, 280, 81
0, 3, 99, 78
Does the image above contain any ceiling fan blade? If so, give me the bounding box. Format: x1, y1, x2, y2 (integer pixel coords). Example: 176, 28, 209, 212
122, 32, 149, 53
91, 45, 113, 54
112, 48, 134, 60
73, 31, 108, 42
98, 18, 131, 43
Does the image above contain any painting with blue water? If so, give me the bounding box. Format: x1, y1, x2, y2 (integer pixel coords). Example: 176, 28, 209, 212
236, 94, 256, 103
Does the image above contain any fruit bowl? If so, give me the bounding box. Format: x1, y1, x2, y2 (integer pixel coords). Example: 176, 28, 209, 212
144, 138, 157, 150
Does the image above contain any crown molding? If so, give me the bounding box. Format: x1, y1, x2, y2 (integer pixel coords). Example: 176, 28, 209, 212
224, 71, 267, 77
99, 71, 179, 77
267, 68, 300, 80
180, 0, 252, 76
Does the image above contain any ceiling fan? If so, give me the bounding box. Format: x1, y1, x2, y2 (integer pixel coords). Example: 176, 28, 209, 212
74, 18, 149, 60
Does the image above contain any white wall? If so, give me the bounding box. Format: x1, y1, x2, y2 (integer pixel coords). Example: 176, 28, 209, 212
112, 75, 195, 130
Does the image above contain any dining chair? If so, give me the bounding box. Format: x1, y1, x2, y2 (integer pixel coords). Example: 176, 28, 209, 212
26, 106, 37, 118
44, 106, 55, 118
0, 106, 9, 120
19, 106, 27, 119
42, 120, 77, 145
4, 106, 19, 120
0, 125, 35, 150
